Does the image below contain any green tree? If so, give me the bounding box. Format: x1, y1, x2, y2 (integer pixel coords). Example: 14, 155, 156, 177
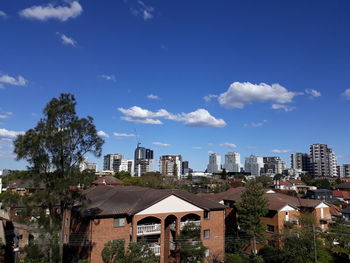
12, 93, 104, 262
255, 175, 273, 188
115, 171, 131, 180
236, 179, 268, 255
300, 174, 313, 185
313, 179, 331, 189
273, 174, 283, 181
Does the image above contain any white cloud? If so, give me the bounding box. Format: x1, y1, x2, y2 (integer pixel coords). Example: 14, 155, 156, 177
147, 94, 160, 100
113, 133, 136, 137
0, 128, 24, 139
203, 94, 218, 102
152, 142, 170, 147
271, 149, 290, 154
100, 75, 116, 82
97, 130, 109, 138
0, 112, 12, 119
271, 104, 296, 112
244, 120, 268, 128
217, 82, 299, 109
342, 88, 350, 100
0, 10, 7, 18
0, 74, 27, 87
220, 142, 237, 148
19, 1, 82, 22
192, 146, 202, 150
57, 33, 77, 47
305, 89, 321, 98
130, 1, 154, 20
118, 106, 226, 128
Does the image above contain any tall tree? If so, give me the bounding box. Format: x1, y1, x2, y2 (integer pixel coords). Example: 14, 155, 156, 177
12, 93, 104, 262
236, 179, 268, 255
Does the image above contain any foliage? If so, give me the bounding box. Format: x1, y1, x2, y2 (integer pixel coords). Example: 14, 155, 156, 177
114, 171, 131, 180
225, 253, 249, 263
233, 174, 247, 181
258, 245, 284, 263
178, 224, 206, 263
101, 239, 158, 263
300, 174, 313, 186
255, 175, 273, 188
273, 174, 284, 181
313, 179, 331, 189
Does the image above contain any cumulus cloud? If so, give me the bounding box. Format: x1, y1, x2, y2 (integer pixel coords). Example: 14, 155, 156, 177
216, 81, 298, 109
99, 74, 116, 82
271, 149, 290, 154
271, 104, 296, 112
0, 74, 27, 88
244, 120, 268, 128
220, 142, 237, 148
342, 88, 350, 100
0, 10, 7, 18
130, 1, 155, 20
203, 94, 218, 102
305, 89, 321, 98
113, 133, 136, 137
147, 94, 160, 100
19, 1, 82, 22
118, 106, 226, 128
0, 112, 13, 119
57, 33, 77, 47
152, 142, 170, 147
97, 130, 109, 138
0, 128, 24, 139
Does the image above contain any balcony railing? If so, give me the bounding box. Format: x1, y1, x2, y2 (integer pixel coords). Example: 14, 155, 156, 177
169, 222, 176, 231
137, 224, 161, 236
180, 220, 200, 230
148, 244, 161, 256
169, 241, 176, 251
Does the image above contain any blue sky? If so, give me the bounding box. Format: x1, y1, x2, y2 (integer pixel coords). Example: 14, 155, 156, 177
1, 0, 350, 171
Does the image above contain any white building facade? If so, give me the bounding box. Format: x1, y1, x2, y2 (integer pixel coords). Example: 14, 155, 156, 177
207, 153, 221, 173
245, 155, 264, 177
159, 155, 182, 178
223, 152, 241, 172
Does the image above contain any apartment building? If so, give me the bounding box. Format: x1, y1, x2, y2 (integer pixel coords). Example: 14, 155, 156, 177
309, 144, 337, 177
337, 164, 350, 178
207, 153, 221, 173
159, 155, 182, 178
113, 159, 134, 175
65, 185, 225, 263
244, 155, 264, 177
134, 143, 154, 176
103, 154, 123, 171
223, 152, 241, 173
263, 156, 286, 174
290, 153, 311, 172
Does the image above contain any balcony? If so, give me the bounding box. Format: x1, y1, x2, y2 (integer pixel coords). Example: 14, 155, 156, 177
137, 224, 161, 236
169, 241, 176, 251
180, 220, 200, 230
148, 243, 161, 256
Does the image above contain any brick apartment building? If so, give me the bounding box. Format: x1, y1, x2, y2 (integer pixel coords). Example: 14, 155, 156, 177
64, 185, 226, 263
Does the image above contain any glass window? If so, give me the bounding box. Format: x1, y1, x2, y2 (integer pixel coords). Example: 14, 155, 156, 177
204, 229, 210, 239
267, 225, 275, 232
113, 217, 126, 227
204, 211, 210, 219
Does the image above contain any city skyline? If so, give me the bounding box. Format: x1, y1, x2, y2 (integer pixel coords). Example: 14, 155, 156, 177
1, 0, 350, 170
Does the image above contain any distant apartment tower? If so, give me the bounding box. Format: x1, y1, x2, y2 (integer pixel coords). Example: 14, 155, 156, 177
263, 156, 286, 174
337, 164, 350, 178
113, 159, 135, 175
245, 155, 264, 177
103, 154, 123, 171
290, 153, 311, 172
159, 155, 182, 178
134, 143, 154, 177
79, 159, 98, 172
223, 152, 241, 172
181, 161, 190, 175
207, 153, 221, 173
309, 144, 337, 177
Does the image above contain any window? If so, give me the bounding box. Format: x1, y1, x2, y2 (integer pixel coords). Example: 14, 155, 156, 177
285, 212, 288, 216
267, 225, 275, 232
204, 248, 210, 258
113, 217, 126, 227
204, 229, 210, 239
204, 211, 210, 219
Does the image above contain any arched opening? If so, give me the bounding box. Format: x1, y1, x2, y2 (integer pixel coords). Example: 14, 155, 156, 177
136, 216, 161, 256
180, 213, 201, 230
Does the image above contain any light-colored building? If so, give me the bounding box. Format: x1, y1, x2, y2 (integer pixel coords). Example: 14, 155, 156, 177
113, 159, 135, 175
337, 164, 350, 178
159, 155, 182, 178
309, 144, 337, 177
134, 143, 154, 177
223, 152, 241, 172
103, 154, 123, 171
263, 156, 286, 175
207, 153, 221, 173
290, 153, 311, 172
244, 155, 264, 177
79, 158, 98, 172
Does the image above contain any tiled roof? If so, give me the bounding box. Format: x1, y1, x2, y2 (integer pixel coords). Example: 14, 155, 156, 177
7, 179, 45, 189
335, 182, 350, 190
83, 185, 225, 217
92, 176, 121, 185
333, 190, 350, 200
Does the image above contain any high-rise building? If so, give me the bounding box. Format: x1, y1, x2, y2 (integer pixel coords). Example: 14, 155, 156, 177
223, 152, 241, 172
263, 156, 286, 174
103, 154, 122, 171
309, 144, 337, 177
79, 159, 98, 172
291, 153, 311, 172
245, 155, 264, 177
337, 164, 350, 178
113, 159, 135, 175
159, 155, 182, 178
181, 161, 189, 175
207, 153, 221, 173
134, 143, 154, 177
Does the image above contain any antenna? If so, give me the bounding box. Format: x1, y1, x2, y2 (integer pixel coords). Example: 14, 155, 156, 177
134, 128, 141, 147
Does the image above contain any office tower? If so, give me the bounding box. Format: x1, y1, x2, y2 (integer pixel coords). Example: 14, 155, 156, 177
244, 155, 264, 177
223, 152, 241, 172
309, 144, 337, 177
113, 159, 135, 175
103, 154, 122, 171
263, 156, 286, 174
181, 161, 189, 175
290, 153, 311, 172
159, 155, 182, 178
134, 143, 154, 177
207, 153, 221, 173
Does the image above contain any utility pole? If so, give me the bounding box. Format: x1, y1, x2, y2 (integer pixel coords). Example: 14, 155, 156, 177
313, 225, 317, 263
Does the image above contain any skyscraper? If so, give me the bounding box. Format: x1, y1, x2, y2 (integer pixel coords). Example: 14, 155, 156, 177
290, 153, 311, 172
244, 155, 264, 177
103, 154, 123, 171
223, 152, 241, 172
134, 143, 154, 176
159, 155, 182, 178
309, 144, 337, 177
263, 156, 286, 174
207, 153, 221, 173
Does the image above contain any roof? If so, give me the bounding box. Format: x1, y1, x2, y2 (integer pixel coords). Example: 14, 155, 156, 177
288, 179, 305, 185
333, 190, 350, 200
342, 205, 350, 214
329, 205, 342, 217
307, 189, 332, 193
92, 176, 121, 185
7, 179, 45, 189
335, 182, 350, 190
198, 187, 326, 211
83, 185, 225, 217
